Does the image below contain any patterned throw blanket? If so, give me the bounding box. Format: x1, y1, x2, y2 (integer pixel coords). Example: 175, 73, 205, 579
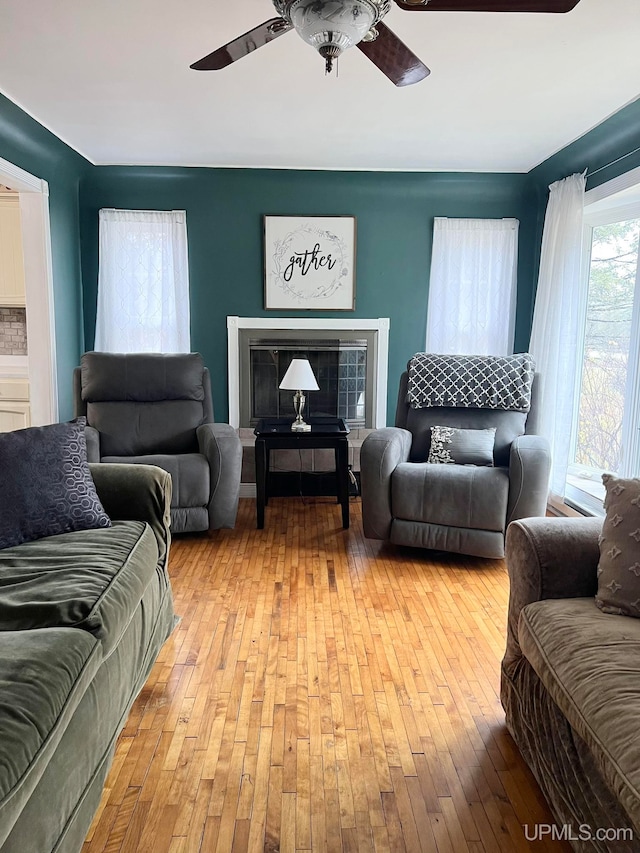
407, 353, 535, 412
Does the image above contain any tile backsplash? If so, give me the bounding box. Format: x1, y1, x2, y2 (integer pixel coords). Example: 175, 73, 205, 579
0, 307, 27, 355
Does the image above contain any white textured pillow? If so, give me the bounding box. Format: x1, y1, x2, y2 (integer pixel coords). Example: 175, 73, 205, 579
427, 426, 496, 466
596, 474, 640, 617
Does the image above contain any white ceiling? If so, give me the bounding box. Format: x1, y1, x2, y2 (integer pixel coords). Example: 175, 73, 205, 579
0, 0, 639, 172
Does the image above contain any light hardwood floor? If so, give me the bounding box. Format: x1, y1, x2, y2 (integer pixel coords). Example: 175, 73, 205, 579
82, 496, 569, 853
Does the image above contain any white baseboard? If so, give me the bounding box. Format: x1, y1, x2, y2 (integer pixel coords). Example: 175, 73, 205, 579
240, 483, 257, 498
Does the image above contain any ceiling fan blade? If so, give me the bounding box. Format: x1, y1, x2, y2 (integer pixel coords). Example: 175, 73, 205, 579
190, 18, 293, 70
357, 23, 430, 87
394, 0, 580, 11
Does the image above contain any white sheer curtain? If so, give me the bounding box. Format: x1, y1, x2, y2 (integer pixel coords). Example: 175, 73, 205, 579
426, 218, 519, 355
529, 172, 586, 498
95, 209, 190, 353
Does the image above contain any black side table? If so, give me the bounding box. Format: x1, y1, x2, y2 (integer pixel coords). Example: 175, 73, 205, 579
254, 417, 351, 529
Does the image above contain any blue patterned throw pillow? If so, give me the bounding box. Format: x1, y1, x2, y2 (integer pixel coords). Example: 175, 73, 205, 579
0, 418, 111, 549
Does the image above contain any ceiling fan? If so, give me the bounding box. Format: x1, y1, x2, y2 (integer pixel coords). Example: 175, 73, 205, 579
191, 0, 581, 88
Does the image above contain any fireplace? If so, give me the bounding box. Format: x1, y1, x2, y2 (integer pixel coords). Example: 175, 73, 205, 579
227, 317, 389, 430
246, 334, 370, 428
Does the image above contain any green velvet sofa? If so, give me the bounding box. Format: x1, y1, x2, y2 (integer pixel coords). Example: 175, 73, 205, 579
0, 463, 176, 853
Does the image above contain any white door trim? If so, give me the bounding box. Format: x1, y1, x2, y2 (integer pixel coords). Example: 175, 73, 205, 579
0, 155, 58, 424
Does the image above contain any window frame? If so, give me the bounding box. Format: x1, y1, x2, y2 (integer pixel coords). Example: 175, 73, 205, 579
565, 170, 640, 514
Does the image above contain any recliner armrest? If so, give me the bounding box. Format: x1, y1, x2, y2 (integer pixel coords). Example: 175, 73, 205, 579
502, 515, 602, 676
360, 427, 412, 540
506, 434, 551, 524
197, 423, 242, 529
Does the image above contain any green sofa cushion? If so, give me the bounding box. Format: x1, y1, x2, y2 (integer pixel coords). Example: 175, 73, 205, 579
0, 521, 159, 655
0, 628, 102, 848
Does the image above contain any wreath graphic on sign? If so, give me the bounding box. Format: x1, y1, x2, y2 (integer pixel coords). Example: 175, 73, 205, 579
271, 222, 350, 304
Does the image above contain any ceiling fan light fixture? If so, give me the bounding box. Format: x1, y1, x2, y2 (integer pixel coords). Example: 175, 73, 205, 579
276, 0, 390, 72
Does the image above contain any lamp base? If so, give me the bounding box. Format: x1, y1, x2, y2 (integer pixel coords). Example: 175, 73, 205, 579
291, 421, 311, 432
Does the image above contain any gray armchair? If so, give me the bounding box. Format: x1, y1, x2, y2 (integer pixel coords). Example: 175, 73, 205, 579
360, 359, 551, 559
73, 351, 242, 533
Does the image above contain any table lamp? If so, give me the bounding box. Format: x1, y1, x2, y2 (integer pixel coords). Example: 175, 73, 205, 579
279, 358, 319, 432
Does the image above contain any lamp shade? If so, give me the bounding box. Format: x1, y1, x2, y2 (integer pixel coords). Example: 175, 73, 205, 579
279, 358, 320, 391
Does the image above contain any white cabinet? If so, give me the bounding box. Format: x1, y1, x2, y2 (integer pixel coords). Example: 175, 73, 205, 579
0, 194, 26, 307
0, 378, 30, 432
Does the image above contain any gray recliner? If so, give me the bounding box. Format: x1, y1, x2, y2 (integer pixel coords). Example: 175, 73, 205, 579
73, 351, 242, 533
360, 361, 551, 559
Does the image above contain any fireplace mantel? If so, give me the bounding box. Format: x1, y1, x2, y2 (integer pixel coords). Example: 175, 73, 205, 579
227, 316, 390, 429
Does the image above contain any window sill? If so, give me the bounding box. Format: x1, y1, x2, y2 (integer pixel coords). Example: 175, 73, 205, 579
547, 484, 604, 519
547, 495, 591, 518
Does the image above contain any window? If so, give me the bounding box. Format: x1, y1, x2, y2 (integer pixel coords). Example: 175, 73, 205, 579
94, 209, 190, 353
566, 180, 640, 514
426, 218, 519, 356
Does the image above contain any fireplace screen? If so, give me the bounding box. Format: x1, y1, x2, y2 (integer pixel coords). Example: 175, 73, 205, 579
247, 337, 369, 428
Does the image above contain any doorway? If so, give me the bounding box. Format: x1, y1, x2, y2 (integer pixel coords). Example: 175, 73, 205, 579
0, 155, 57, 425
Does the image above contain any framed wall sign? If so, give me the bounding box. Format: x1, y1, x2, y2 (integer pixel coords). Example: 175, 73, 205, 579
264, 215, 356, 311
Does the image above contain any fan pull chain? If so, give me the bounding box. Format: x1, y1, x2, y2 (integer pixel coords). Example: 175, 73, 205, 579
325, 56, 340, 77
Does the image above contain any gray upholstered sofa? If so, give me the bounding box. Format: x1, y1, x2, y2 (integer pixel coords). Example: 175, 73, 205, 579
360, 361, 551, 559
73, 351, 242, 533
502, 517, 639, 852
0, 464, 175, 853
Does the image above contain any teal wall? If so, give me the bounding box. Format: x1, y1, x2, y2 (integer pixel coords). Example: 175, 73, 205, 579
531, 98, 640, 193
0, 92, 90, 418
528, 97, 640, 286
80, 168, 537, 422
1, 87, 639, 424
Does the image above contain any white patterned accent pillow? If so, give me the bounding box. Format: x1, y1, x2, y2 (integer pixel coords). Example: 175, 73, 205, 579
427, 426, 496, 466
596, 474, 640, 617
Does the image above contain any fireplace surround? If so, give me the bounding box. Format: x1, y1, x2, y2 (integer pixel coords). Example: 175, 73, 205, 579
228, 317, 389, 496
227, 317, 389, 429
